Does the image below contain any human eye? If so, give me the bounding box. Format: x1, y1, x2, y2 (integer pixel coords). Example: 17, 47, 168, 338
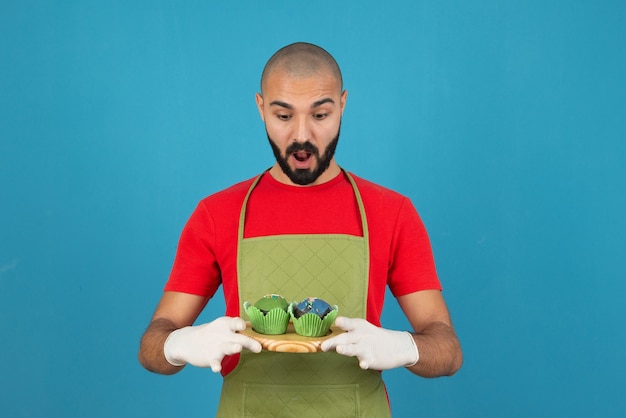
276, 113, 292, 121
313, 112, 328, 120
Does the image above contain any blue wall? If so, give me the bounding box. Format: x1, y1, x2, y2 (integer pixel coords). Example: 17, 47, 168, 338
1, 1, 625, 416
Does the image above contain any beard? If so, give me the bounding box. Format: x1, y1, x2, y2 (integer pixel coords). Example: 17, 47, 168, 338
267, 127, 340, 186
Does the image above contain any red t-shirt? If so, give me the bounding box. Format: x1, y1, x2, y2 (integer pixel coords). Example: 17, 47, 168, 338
165, 171, 441, 326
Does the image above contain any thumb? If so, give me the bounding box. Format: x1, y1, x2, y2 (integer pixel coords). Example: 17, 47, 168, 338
334, 316, 363, 332
226, 317, 247, 332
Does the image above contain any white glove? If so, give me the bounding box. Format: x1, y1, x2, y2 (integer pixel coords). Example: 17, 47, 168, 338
321, 316, 419, 370
164, 316, 262, 373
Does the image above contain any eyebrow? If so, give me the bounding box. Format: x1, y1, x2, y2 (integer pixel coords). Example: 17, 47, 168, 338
269, 97, 335, 110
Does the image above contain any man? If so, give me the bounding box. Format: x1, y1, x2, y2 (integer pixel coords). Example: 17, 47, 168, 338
139, 42, 462, 417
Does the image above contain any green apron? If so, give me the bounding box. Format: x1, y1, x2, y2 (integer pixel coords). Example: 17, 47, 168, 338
216, 171, 391, 417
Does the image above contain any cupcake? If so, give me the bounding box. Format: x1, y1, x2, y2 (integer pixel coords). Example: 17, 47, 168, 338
289, 297, 338, 337
243, 294, 290, 335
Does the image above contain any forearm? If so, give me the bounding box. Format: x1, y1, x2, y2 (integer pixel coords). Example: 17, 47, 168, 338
138, 317, 184, 375
407, 321, 463, 378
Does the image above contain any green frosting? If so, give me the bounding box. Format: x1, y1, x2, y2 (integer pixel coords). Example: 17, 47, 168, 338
254, 294, 289, 312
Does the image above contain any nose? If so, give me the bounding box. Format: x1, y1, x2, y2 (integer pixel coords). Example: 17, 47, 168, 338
293, 115, 312, 143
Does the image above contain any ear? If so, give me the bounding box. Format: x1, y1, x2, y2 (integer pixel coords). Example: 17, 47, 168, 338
255, 93, 265, 122
340, 90, 348, 114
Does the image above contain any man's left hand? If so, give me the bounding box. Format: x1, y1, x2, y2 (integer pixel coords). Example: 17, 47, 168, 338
321, 316, 419, 370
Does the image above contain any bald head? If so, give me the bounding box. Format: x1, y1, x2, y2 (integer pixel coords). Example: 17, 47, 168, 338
260, 42, 343, 93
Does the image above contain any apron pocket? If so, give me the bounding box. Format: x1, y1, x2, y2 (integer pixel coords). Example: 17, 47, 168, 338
243, 382, 359, 418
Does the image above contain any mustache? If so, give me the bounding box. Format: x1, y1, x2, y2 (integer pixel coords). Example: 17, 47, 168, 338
285, 141, 319, 156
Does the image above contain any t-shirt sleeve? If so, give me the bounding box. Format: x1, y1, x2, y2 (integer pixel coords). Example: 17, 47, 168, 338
387, 197, 442, 296
164, 201, 222, 298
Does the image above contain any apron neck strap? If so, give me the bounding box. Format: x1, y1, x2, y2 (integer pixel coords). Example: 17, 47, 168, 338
237, 168, 369, 242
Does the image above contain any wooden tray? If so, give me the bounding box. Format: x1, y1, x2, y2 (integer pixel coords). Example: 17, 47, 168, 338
239, 322, 344, 353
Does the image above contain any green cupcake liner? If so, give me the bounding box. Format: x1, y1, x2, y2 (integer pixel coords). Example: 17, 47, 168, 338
244, 302, 289, 335
289, 303, 338, 337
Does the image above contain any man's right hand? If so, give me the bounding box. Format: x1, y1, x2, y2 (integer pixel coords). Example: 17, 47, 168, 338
164, 316, 262, 373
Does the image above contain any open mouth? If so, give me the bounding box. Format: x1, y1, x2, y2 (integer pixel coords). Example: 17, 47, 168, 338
293, 150, 312, 162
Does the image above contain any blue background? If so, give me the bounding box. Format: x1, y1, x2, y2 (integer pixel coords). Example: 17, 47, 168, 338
1, 1, 625, 417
